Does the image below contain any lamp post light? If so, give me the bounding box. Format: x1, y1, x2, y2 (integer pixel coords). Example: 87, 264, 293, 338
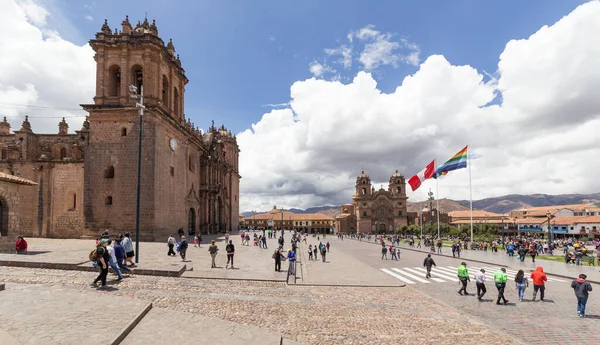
129, 84, 144, 264
428, 189, 434, 238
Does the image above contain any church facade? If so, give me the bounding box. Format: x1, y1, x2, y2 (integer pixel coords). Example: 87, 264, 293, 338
0, 17, 240, 240
335, 171, 409, 233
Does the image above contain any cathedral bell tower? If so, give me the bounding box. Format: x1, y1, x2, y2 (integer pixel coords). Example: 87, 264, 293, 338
355, 171, 371, 197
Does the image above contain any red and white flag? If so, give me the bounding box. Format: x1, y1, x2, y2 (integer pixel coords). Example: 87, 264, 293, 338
408, 160, 435, 191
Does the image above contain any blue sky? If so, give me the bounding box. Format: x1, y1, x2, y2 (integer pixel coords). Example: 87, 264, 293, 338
55, 0, 587, 134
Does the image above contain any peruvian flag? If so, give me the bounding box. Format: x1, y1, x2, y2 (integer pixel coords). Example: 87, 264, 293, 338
408, 160, 435, 191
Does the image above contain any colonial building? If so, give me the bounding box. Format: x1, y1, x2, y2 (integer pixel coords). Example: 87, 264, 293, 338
243, 206, 334, 234
0, 16, 240, 239
336, 170, 409, 233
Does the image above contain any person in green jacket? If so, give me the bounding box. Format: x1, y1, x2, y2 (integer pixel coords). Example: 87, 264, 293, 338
494, 268, 509, 305
457, 262, 470, 295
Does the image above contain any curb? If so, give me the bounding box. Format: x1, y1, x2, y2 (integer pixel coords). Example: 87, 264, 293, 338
0, 260, 186, 277
110, 302, 153, 345
294, 282, 406, 288
349, 238, 600, 285
180, 274, 287, 283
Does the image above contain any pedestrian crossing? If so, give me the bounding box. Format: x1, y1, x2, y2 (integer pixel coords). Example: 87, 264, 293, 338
381, 266, 566, 285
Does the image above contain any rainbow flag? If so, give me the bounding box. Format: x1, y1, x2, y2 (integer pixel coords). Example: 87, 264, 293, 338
434, 145, 468, 178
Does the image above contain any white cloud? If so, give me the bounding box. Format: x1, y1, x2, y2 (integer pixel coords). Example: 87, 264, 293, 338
324, 44, 352, 68
84, 15, 93, 21
268, 35, 276, 41
15, 0, 48, 27
239, 1, 600, 211
351, 25, 421, 69
308, 61, 336, 78
0, 0, 94, 133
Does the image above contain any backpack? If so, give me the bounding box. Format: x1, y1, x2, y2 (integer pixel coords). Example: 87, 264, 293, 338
89, 248, 98, 262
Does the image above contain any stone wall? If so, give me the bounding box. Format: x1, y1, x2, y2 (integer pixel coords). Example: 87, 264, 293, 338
50, 163, 84, 238
0, 182, 35, 238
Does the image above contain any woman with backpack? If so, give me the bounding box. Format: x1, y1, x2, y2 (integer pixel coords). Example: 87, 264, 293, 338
225, 240, 235, 269
515, 269, 529, 302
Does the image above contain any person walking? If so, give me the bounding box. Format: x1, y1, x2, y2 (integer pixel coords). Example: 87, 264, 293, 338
474, 269, 487, 300
106, 240, 123, 281
167, 234, 176, 256
91, 239, 110, 289
381, 243, 388, 260
320, 245, 327, 262
529, 245, 537, 263
225, 240, 235, 269
514, 269, 529, 302
437, 240, 442, 254
571, 274, 593, 317
208, 240, 219, 268
530, 266, 548, 301
423, 254, 436, 279
494, 268, 508, 305
113, 239, 131, 275
178, 236, 188, 261
326, 242, 330, 252
313, 245, 318, 261
308, 244, 313, 260
457, 262, 470, 295
121, 232, 136, 267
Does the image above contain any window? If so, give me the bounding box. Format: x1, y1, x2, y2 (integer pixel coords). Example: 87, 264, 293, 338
174, 88, 179, 115
121, 128, 127, 136
398, 211, 403, 216
72, 193, 77, 210
362, 211, 367, 217
170, 166, 175, 176
162, 75, 169, 105
108, 65, 121, 97
396, 187, 401, 193
1, 149, 6, 160
104, 166, 115, 179
361, 188, 366, 195
188, 154, 194, 172
105, 196, 113, 205
60, 147, 67, 160
131, 65, 143, 94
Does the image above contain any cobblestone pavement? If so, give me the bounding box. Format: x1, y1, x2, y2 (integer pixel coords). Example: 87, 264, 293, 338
340, 238, 600, 345
0, 266, 517, 345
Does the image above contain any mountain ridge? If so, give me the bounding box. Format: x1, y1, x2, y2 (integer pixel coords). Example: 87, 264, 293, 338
241, 192, 600, 217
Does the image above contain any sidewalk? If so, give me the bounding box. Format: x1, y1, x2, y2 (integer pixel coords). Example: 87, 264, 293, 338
351, 238, 600, 284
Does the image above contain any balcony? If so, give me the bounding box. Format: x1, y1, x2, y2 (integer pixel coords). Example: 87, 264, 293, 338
519, 226, 542, 232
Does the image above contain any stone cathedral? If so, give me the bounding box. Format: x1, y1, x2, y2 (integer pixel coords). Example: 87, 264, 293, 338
0, 16, 240, 240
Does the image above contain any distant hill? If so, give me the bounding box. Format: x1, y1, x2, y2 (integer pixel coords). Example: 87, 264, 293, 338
241, 193, 600, 217
455, 193, 600, 214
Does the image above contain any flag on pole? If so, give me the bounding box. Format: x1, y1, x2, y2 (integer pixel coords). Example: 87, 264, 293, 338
408, 160, 435, 191
434, 145, 468, 178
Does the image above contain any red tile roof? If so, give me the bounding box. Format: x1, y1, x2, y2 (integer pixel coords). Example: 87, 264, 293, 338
0, 172, 37, 186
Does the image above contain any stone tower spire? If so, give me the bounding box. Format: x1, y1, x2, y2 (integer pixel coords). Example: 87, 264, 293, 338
19, 115, 32, 133
0, 117, 10, 135
58, 117, 69, 135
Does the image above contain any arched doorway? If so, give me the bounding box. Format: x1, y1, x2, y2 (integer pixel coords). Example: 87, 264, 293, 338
379, 223, 386, 233
188, 208, 196, 235
0, 198, 7, 236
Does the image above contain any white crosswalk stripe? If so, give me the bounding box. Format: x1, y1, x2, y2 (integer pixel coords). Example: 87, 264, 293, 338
403, 267, 445, 283
381, 265, 567, 285
391, 268, 430, 283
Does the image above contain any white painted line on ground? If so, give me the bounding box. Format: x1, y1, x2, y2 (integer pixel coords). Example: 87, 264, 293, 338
427, 267, 460, 281
404, 267, 446, 283
391, 268, 430, 283
381, 268, 415, 284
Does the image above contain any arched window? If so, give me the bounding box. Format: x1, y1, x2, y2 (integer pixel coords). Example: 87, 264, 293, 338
162, 75, 169, 105
104, 166, 115, 179
131, 65, 143, 94
108, 65, 121, 97
68, 192, 77, 211
105, 196, 113, 205
188, 208, 196, 235
121, 128, 127, 136
396, 187, 401, 193
188, 154, 194, 172
362, 211, 367, 217
60, 147, 67, 160
174, 88, 180, 116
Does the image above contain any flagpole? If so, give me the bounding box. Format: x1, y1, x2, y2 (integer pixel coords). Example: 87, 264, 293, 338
435, 159, 440, 239
468, 145, 473, 243
420, 201, 423, 238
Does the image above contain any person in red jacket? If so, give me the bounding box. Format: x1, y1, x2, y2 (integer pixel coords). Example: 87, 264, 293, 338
15, 236, 28, 254
530, 266, 548, 301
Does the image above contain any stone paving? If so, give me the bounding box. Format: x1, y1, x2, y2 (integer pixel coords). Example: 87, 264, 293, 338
0, 281, 149, 345
0, 266, 517, 345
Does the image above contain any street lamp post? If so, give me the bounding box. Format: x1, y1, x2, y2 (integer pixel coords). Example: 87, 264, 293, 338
546, 210, 552, 244
428, 189, 434, 238
129, 84, 145, 264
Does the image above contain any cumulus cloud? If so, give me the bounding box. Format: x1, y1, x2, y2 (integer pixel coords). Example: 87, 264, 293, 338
308, 61, 336, 78
240, 1, 600, 211
0, 0, 94, 133
324, 44, 353, 68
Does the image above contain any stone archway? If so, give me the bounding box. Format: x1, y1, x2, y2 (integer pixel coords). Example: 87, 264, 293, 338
379, 223, 386, 232
188, 208, 196, 235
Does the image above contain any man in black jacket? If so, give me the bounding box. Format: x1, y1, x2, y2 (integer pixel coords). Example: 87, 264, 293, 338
179, 236, 188, 261
423, 254, 436, 279
571, 274, 593, 317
